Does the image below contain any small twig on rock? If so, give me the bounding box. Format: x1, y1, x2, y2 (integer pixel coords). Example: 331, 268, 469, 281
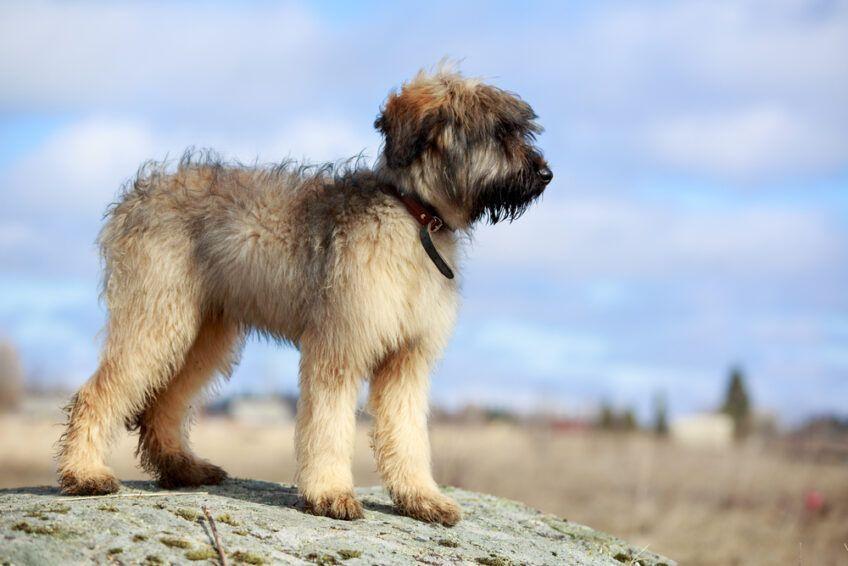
57, 491, 208, 502
203, 504, 228, 566
629, 543, 651, 566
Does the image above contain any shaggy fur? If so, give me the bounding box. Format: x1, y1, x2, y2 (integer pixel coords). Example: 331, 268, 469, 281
56, 67, 551, 526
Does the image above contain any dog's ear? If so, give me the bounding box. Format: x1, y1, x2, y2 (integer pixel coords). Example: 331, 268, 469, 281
375, 91, 444, 168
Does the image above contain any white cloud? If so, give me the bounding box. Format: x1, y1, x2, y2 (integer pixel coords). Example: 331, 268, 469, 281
647, 105, 848, 178
266, 117, 379, 163
3, 115, 375, 214
472, 195, 844, 278
1, 0, 846, 179
7, 117, 156, 217
472, 319, 607, 375
0, 2, 320, 114
515, 0, 848, 180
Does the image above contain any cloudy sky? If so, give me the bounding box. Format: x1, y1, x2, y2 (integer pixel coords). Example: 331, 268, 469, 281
1, 0, 846, 423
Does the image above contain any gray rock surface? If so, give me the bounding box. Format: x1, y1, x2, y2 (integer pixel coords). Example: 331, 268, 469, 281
0, 479, 675, 565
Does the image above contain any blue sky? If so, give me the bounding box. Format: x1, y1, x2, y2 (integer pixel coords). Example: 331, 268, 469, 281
0, 0, 846, 423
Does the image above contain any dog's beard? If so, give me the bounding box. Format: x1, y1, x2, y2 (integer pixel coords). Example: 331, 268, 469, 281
468, 169, 547, 224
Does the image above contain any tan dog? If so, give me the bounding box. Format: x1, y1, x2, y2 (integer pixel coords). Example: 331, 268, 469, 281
57, 67, 551, 526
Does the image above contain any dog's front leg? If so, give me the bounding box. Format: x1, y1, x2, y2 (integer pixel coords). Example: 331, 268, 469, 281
294, 341, 363, 520
369, 344, 461, 526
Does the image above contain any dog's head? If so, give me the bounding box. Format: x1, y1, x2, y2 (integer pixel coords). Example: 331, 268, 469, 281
375, 67, 551, 228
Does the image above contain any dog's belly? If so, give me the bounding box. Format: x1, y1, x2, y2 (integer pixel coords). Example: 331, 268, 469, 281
202, 251, 312, 343
194, 226, 312, 343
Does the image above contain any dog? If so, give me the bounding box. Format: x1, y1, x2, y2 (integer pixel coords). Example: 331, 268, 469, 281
56, 67, 551, 526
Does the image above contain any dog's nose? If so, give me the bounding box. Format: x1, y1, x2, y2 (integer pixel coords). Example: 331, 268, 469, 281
538, 166, 553, 184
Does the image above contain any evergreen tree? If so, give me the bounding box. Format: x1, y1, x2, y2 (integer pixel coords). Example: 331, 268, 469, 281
653, 392, 669, 437
721, 366, 751, 439
597, 402, 615, 430
620, 408, 638, 432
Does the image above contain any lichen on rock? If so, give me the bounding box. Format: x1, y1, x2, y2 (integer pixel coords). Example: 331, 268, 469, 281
0, 479, 675, 565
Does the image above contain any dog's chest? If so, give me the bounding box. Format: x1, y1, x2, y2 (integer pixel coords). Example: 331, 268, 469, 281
397, 241, 460, 345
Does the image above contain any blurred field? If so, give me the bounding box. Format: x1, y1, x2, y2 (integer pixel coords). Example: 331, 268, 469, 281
1, 414, 846, 565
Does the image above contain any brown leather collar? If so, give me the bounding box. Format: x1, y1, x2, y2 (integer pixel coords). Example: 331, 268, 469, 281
378, 183, 452, 233
379, 183, 455, 279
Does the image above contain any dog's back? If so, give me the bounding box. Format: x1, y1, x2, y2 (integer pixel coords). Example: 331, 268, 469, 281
97, 156, 447, 340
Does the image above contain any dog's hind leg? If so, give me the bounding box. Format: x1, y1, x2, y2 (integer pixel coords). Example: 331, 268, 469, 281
57, 259, 202, 495
294, 329, 365, 520
135, 316, 241, 488
368, 343, 461, 526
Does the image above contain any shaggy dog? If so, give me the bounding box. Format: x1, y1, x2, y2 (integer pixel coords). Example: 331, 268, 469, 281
57, 67, 551, 526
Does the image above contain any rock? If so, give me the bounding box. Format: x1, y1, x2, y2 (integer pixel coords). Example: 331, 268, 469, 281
0, 479, 675, 565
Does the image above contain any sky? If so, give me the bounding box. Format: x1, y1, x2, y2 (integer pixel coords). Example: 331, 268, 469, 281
0, 0, 846, 424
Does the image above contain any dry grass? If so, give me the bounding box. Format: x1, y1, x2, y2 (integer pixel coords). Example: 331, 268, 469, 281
1, 415, 845, 565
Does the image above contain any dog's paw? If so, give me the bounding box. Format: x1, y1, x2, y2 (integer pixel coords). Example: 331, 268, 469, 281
194, 461, 228, 485
58, 467, 121, 496
157, 457, 229, 489
395, 490, 462, 526
306, 490, 364, 521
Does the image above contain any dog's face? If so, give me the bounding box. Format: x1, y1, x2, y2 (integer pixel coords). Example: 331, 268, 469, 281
375, 69, 552, 227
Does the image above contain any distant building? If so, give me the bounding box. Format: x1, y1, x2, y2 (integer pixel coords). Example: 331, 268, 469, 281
206, 394, 295, 425
787, 415, 848, 463
431, 404, 520, 425
549, 417, 591, 433
18, 394, 69, 422
671, 413, 734, 448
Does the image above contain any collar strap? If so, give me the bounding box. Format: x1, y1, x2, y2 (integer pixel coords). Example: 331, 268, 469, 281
379, 183, 455, 279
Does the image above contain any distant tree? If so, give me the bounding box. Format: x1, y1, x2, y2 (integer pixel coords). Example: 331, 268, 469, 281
620, 408, 638, 432
0, 340, 24, 412
484, 407, 517, 424
721, 366, 751, 439
597, 402, 616, 430
653, 392, 669, 437
597, 402, 640, 433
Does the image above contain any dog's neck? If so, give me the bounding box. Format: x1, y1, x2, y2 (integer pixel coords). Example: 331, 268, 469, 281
377, 182, 452, 233
373, 168, 468, 231
377, 181, 456, 280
